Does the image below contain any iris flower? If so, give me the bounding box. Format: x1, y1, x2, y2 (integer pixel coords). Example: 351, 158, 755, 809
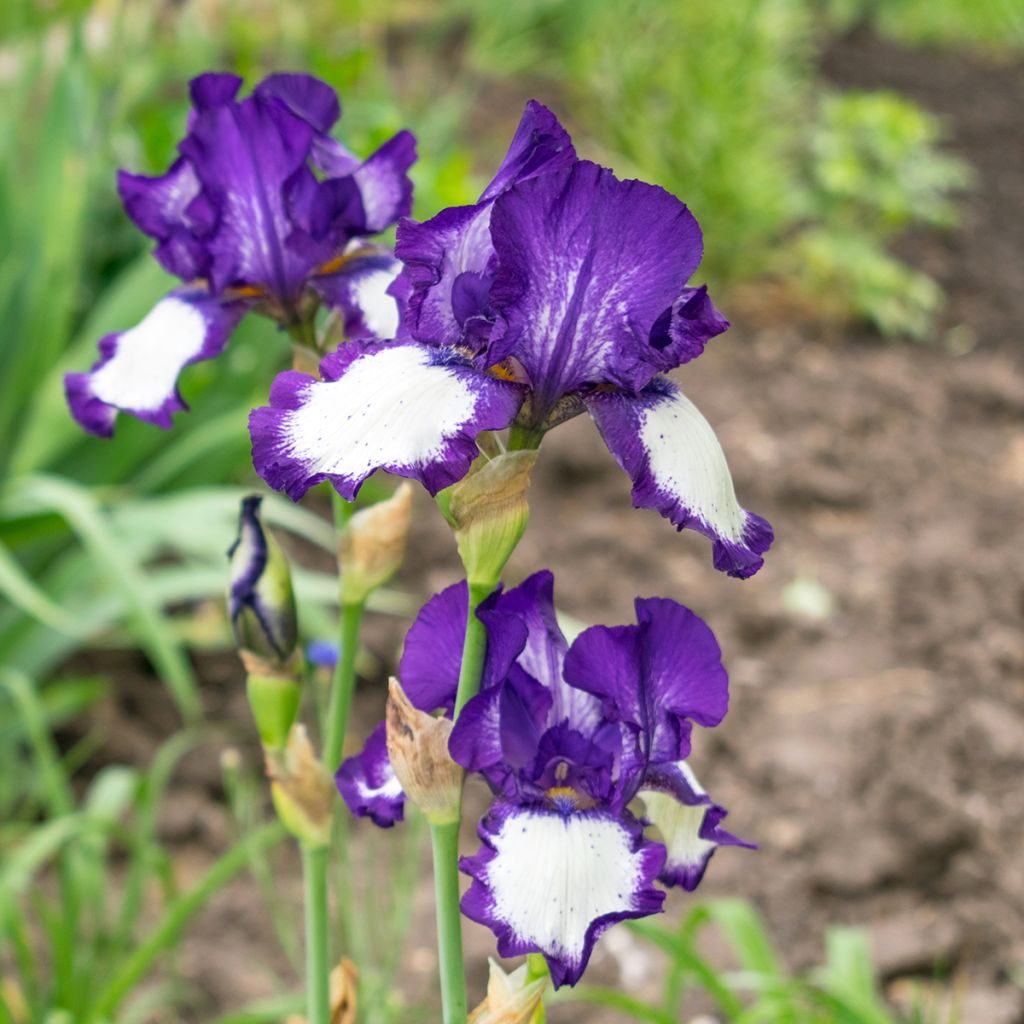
251, 101, 771, 577
66, 72, 416, 437
336, 571, 751, 987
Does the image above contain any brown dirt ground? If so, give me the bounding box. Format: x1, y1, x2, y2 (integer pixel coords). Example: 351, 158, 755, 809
62, 29, 1024, 1024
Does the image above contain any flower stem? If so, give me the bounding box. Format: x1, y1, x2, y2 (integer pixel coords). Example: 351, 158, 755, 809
526, 954, 550, 1022
453, 581, 494, 717
302, 845, 331, 1024
324, 598, 364, 771
430, 819, 468, 1024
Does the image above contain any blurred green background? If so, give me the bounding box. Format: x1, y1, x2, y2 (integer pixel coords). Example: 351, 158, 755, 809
1, 1, 1021, 1021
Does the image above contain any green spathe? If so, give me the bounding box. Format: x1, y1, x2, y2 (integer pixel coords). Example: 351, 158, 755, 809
437, 450, 538, 590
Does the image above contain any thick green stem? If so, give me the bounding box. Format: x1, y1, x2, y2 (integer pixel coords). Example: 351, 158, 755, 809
526, 953, 550, 1022
430, 820, 468, 1024
303, 846, 331, 1024
453, 581, 493, 717
324, 599, 364, 770
507, 423, 544, 451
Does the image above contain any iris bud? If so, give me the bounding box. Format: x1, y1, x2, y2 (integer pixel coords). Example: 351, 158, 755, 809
469, 959, 548, 1024
436, 450, 538, 591
385, 678, 464, 825
228, 496, 298, 664
268, 725, 335, 850
339, 483, 413, 605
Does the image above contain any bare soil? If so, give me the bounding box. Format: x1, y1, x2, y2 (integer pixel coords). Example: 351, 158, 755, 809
62, 29, 1024, 1024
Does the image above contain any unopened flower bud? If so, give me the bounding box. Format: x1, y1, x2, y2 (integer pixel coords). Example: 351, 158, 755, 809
385, 678, 463, 825
436, 450, 538, 590
469, 959, 548, 1024
268, 725, 335, 849
228, 496, 298, 664
241, 649, 303, 752
339, 483, 413, 605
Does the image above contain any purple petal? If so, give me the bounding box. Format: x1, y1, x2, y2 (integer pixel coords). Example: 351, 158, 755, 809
312, 247, 403, 341
64, 288, 245, 437
395, 204, 495, 347
491, 571, 601, 735
647, 285, 730, 371
190, 73, 243, 109
351, 131, 417, 233
585, 377, 773, 578
488, 160, 704, 418
178, 85, 319, 303
399, 581, 529, 715
254, 72, 340, 135
117, 158, 213, 281
335, 722, 405, 827
460, 802, 665, 988
639, 762, 753, 891
249, 340, 524, 501
478, 99, 577, 203
563, 596, 728, 770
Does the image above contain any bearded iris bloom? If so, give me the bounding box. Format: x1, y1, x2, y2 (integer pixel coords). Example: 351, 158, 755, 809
65, 72, 416, 437
336, 571, 750, 987
251, 101, 771, 577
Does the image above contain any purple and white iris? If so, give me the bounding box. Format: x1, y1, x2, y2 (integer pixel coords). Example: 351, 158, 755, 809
65, 72, 415, 437
250, 101, 772, 577
336, 571, 750, 987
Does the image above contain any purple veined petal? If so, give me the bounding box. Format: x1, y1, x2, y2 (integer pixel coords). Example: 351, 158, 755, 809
254, 72, 341, 135
448, 672, 552, 796
492, 571, 602, 735
399, 581, 529, 715
395, 204, 495, 347
189, 73, 244, 109
478, 99, 577, 203
639, 761, 754, 891
351, 130, 417, 233
335, 722, 405, 828
312, 247, 404, 341
249, 340, 524, 502
179, 85, 317, 304
64, 288, 246, 437
563, 596, 728, 770
488, 160, 705, 417
117, 158, 213, 281
585, 376, 773, 579
647, 284, 730, 373
460, 802, 665, 988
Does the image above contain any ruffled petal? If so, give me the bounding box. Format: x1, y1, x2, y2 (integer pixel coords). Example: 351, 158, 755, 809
64, 288, 245, 437
492, 570, 601, 734
488, 160, 704, 417
399, 581, 529, 715
178, 83, 319, 303
335, 721, 405, 827
639, 762, 753, 891
394, 100, 574, 351
460, 802, 665, 988
563, 596, 728, 770
478, 99, 577, 203
312, 247, 403, 341
647, 285, 730, 372
585, 377, 773, 578
117, 158, 213, 281
249, 341, 524, 501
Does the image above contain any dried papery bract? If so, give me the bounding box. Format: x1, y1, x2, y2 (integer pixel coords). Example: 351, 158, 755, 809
385, 678, 464, 825
339, 483, 414, 605
438, 450, 538, 590
285, 957, 359, 1024
469, 959, 548, 1024
269, 725, 336, 850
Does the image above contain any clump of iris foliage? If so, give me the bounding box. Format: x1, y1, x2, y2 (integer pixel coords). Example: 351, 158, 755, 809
0, 1, 987, 1022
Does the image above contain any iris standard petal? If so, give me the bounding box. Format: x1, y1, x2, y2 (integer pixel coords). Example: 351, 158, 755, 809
249, 341, 524, 501
460, 802, 665, 988
585, 376, 773, 578
399, 582, 529, 715
563, 596, 728, 769
64, 288, 245, 437
335, 721, 406, 827
488, 160, 704, 417
313, 248, 404, 340
639, 761, 753, 891
492, 571, 601, 734
647, 284, 730, 372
